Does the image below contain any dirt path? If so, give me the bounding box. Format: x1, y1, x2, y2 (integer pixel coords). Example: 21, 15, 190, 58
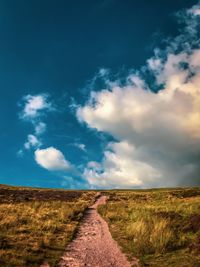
58, 195, 138, 267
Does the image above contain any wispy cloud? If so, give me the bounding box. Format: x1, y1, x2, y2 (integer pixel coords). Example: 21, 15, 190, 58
35, 122, 46, 135
77, 2, 200, 188
18, 93, 53, 153
17, 149, 24, 158
20, 94, 52, 119
74, 143, 86, 151
24, 134, 41, 150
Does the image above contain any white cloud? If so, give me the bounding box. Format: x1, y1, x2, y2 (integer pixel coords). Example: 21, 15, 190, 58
192, 9, 200, 15
188, 3, 200, 16
17, 149, 24, 157
18, 94, 53, 155
87, 161, 101, 170
24, 134, 41, 150
84, 142, 160, 188
35, 147, 71, 171
78, 3, 200, 188
61, 175, 88, 189
35, 122, 46, 135
74, 143, 86, 151
21, 94, 52, 119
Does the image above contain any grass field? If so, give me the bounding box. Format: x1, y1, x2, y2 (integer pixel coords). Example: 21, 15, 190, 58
1, 185, 200, 267
99, 188, 200, 267
0, 185, 97, 267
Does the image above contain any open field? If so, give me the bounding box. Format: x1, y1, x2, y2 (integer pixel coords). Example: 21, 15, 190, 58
1, 185, 200, 267
99, 188, 200, 267
0, 185, 97, 267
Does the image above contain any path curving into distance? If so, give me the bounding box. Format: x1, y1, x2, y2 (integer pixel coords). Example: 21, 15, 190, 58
58, 195, 139, 267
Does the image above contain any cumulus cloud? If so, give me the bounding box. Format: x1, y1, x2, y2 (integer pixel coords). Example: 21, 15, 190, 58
78, 3, 200, 188
35, 147, 71, 171
84, 142, 160, 188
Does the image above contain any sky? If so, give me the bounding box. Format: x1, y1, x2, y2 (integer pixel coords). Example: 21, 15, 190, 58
0, 0, 200, 189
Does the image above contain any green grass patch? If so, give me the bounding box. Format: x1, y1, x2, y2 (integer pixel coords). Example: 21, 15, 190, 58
99, 188, 200, 267
0, 185, 96, 266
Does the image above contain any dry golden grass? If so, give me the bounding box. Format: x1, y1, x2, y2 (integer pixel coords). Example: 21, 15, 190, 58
126, 217, 173, 254
0, 185, 96, 267
99, 188, 200, 267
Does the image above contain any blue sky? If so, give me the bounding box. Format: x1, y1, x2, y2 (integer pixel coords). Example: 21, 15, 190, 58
0, 0, 200, 189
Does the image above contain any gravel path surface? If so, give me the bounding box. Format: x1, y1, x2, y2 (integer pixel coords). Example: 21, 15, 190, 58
58, 195, 138, 267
